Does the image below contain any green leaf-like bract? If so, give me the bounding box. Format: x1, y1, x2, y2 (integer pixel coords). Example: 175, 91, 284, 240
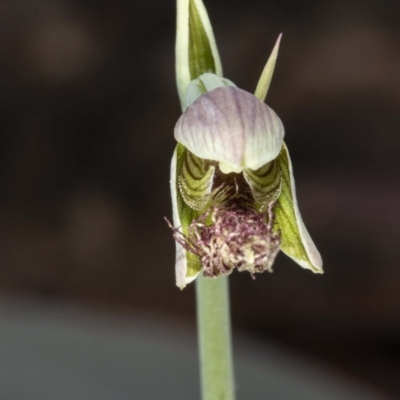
188, 0, 216, 80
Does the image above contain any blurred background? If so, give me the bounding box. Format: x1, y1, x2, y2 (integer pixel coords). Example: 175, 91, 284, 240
0, 0, 399, 398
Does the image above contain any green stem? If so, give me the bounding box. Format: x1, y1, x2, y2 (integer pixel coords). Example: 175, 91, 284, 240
196, 274, 235, 400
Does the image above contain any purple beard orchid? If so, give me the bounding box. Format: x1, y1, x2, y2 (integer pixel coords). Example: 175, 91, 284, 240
169, 0, 323, 289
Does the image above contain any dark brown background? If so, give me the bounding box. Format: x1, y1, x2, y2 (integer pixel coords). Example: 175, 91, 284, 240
0, 0, 399, 397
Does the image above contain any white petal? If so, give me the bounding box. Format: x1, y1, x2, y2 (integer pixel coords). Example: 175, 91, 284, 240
186, 73, 236, 107
175, 86, 284, 173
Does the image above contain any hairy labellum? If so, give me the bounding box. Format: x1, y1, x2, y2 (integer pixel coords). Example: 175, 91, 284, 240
169, 201, 281, 278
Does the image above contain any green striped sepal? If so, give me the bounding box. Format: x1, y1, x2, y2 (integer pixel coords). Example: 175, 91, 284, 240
275, 143, 323, 273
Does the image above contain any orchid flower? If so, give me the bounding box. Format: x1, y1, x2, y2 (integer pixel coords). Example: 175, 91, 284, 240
170, 0, 323, 289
